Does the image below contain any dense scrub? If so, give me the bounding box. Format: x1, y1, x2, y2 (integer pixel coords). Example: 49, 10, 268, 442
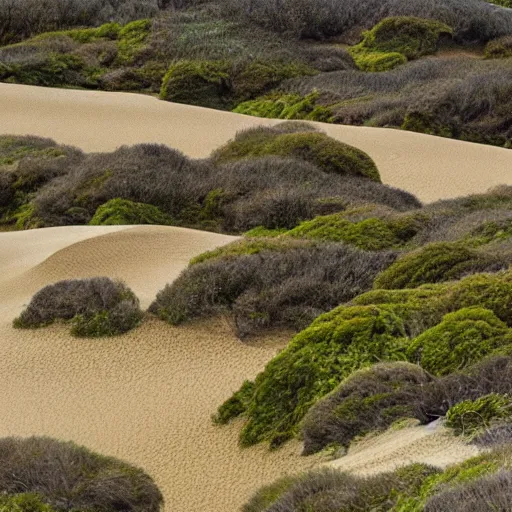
349, 17, 453, 71
0, 436, 163, 511
244, 445, 512, 512
216, 270, 512, 446
149, 243, 396, 337
212, 125, 381, 181
14, 277, 143, 336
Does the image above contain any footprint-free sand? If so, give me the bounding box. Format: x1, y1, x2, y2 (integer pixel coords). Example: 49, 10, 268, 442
1, 83, 512, 203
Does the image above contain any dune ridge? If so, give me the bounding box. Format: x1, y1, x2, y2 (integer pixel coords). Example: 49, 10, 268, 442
2, 83, 512, 203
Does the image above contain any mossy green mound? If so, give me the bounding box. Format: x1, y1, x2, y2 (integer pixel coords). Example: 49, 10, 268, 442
407, 307, 511, 376
285, 212, 421, 250
219, 270, 512, 446
0, 493, 57, 511
446, 393, 512, 436
212, 126, 380, 181
233, 92, 333, 122
89, 198, 172, 226
160, 59, 315, 109
349, 16, 453, 72
373, 242, 505, 289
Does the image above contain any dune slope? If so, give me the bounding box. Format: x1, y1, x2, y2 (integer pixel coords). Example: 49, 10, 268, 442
1, 83, 512, 203
0, 226, 322, 511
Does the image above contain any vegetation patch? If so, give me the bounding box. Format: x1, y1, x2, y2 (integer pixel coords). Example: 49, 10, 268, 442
485, 35, 512, 58
0, 436, 163, 511
212, 125, 380, 182
89, 198, 173, 225
373, 242, 506, 289
446, 393, 512, 436
349, 17, 453, 72
150, 243, 395, 337
14, 277, 143, 337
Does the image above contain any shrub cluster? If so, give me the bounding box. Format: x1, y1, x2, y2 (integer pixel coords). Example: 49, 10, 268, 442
14, 277, 143, 337
89, 198, 173, 225
485, 35, 512, 58
217, 270, 512, 447
149, 243, 396, 337
349, 17, 453, 72
211, 125, 381, 182
0, 436, 163, 511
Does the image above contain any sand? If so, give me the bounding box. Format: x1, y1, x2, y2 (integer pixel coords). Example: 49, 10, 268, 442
2, 83, 512, 203
0, 225, 324, 512
330, 420, 479, 476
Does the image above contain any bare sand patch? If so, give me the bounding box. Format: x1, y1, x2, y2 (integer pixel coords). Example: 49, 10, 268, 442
330, 420, 479, 476
2, 83, 512, 202
0, 226, 322, 512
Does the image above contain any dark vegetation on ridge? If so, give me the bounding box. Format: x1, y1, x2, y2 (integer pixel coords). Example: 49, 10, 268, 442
1, 0, 512, 147
0, 436, 163, 511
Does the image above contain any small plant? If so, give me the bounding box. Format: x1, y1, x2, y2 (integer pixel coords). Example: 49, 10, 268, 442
446, 394, 512, 435
14, 277, 143, 337
485, 35, 512, 59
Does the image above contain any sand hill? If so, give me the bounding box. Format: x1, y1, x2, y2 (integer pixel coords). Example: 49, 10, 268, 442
2, 83, 512, 203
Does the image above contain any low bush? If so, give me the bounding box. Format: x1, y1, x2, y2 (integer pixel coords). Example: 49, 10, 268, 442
0, 436, 163, 511
485, 35, 512, 58
302, 362, 432, 454
159, 59, 315, 109
350, 50, 407, 72
473, 423, 512, 447
14, 277, 143, 337
445, 393, 512, 435
233, 92, 333, 122
212, 125, 381, 182
89, 198, 173, 225
150, 243, 396, 337
406, 308, 511, 375
373, 242, 507, 289
285, 211, 422, 250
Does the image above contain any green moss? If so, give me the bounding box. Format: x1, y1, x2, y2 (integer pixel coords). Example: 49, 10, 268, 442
467, 219, 512, 245
213, 129, 380, 181
351, 50, 407, 72
486, 0, 512, 7
71, 308, 143, 337
11, 203, 42, 230
374, 242, 501, 289
116, 19, 151, 64
446, 393, 512, 436
233, 92, 333, 122
0, 493, 57, 512
34, 22, 121, 44
406, 307, 511, 375
220, 305, 408, 447
244, 226, 287, 237
242, 475, 297, 512
401, 111, 454, 138
160, 59, 231, 108
89, 198, 172, 226
349, 17, 452, 72
214, 380, 256, 424
286, 213, 421, 250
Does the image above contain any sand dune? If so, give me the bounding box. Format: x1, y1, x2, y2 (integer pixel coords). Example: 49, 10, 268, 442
330, 420, 479, 476
0, 225, 322, 511
2, 83, 512, 202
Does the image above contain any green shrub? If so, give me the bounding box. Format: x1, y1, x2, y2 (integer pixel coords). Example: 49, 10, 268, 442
0, 436, 163, 512
35, 22, 121, 44
486, 0, 512, 7
302, 362, 431, 454
406, 308, 511, 376
286, 213, 421, 249
446, 393, 512, 436
374, 243, 506, 289
350, 50, 407, 72
14, 277, 143, 337
89, 198, 172, 225
160, 59, 231, 108
401, 111, 455, 138
217, 305, 408, 446
357, 17, 453, 59
0, 494, 56, 512
485, 35, 512, 59
233, 92, 333, 122
212, 126, 380, 181
117, 19, 152, 64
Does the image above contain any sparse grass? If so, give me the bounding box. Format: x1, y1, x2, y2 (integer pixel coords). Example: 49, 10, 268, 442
0, 436, 163, 511
14, 277, 143, 337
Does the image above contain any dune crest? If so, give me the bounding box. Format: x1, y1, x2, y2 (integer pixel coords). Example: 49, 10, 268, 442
2, 83, 512, 203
